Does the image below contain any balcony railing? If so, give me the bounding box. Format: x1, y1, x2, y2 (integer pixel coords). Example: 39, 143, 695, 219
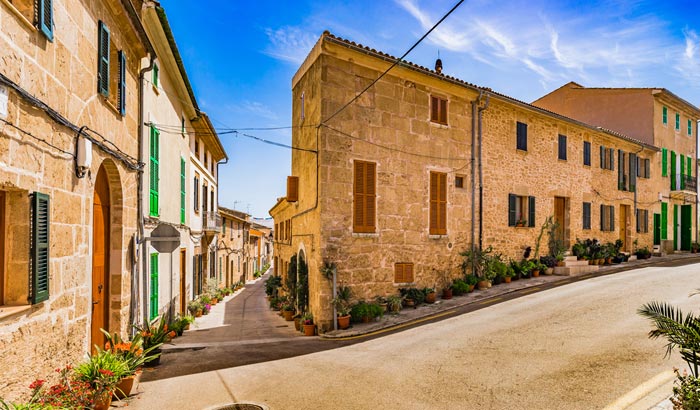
673, 176, 697, 192
202, 211, 222, 232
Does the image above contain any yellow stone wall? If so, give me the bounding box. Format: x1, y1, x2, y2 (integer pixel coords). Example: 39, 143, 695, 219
0, 0, 145, 399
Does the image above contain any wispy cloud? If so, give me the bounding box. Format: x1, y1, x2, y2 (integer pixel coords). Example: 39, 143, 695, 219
263, 26, 318, 65
677, 28, 700, 83
225, 101, 279, 121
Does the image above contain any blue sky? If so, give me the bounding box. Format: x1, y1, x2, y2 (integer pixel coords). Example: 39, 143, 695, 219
160, 0, 700, 218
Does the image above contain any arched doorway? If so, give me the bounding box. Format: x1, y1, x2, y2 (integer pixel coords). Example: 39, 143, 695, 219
91, 166, 110, 351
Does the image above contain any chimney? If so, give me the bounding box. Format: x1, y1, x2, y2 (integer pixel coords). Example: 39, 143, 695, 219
435, 58, 443, 74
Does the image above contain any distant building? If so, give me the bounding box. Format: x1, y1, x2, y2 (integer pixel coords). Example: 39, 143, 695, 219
218, 207, 249, 286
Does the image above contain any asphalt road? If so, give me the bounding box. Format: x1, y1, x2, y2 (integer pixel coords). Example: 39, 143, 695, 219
132, 262, 700, 410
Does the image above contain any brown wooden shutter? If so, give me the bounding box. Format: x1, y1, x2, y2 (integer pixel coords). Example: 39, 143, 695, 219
286, 176, 299, 202
354, 161, 376, 233
439, 99, 447, 124
430, 172, 447, 235
394, 263, 414, 283
430, 96, 438, 122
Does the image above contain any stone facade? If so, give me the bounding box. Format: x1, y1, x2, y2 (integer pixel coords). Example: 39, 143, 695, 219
0, 0, 148, 399
270, 32, 682, 332
218, 207, 249, 287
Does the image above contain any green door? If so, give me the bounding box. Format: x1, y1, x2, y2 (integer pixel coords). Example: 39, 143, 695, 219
150, 253, 159, 320
681, 205, 692, 251
673, 205, 678, 250
653, 213, 661, 245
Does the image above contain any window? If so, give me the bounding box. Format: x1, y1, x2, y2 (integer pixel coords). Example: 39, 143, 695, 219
97, 21, 126, 113
582, 202, 591, 230
675, 112, 680, 131
429, 172, 447, 235
618, 150, 637, 192
149, 125, 159, 217
181, 116, 186, 136
671, 151, 677, 190
150, 253, 158, 320
152, 63, 159, 88
600, 205, 615, 232
287, 176, 299, 202
430, 96, 447, 125
193, 174, 200, 212
516, 122, 527, 151
508, 194, 535, 227
662, 148, 668, 177
118, 51, 126, 116
599, 146, 614, 170
222, 218, 226, 235
637, 157, 651, 179
689, 119, 693, 136
30, 192, 50, 304
353, 160, 377, 233
558, 134, 567, 160
455, 175, 464, 188
194, 139, 200, 158
180, 158, 185, 224
583, 141, 591, 166
210, 190, 214, 212
662, 106, 668, 125
394, 263, 414, 283
6, 0, 53, 40
202, 184, 208, 213
636, 209, 649, 233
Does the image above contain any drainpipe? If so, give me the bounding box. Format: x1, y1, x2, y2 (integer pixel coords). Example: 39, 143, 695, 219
138, 56, 156, 327
477, 93, 490, 250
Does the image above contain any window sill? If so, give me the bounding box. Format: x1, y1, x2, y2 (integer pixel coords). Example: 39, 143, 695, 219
513, 225, 531, 229
101, 96, 122, 117
352, 232, 378, 238
516, 148, 528, 154
0, 0, 36, 32
430, 121, 449, 128
0, 304, 32, 321
152, 84, 160, 95
393, 282, 415, 287
428, 234, 448, 239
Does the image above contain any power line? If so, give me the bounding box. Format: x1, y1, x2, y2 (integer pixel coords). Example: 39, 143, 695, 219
321, 0, 465, 125
0, 118, 74, 158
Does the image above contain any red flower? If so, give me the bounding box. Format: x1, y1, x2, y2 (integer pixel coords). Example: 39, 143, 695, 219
98, 369, 114, 377
29, 379, 45, 389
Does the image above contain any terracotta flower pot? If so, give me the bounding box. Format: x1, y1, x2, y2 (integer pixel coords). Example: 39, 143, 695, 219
303, 323, 316, 336
442, 288, 453, 300
195, 309, 202, 317
294, 317, 301, 331
282, 310, 294, 321
425, 292, 436, 304
114, 374, 137, 399
337, 315, 351, 330
504, 276, 511, 283
94, 391, 113, 410
532, 270, 540, 277
477, 280, 489, 290
468, 284, 475, 292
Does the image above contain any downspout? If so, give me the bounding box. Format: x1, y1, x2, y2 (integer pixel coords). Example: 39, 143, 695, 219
470, 92, 481, 273
138, 56, 155, 327
477, 93, 490, 250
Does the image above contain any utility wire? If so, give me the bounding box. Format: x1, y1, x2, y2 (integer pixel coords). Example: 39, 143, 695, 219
321, 0, 465, 125
0, 118, 74, 158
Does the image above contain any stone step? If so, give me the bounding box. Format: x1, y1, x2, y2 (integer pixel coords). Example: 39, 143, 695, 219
564, 256, 578, 262
553, 265, 599, 276
563, 260, 590, 267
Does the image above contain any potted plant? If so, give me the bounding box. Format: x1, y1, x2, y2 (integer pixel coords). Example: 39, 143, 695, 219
423, 287, 436, 304
692, 242, 700, 253
133, 316, 171, 367
451, 279, 470, 296
374, 296, 388, 312
281, 300, 295, 321
15, 367, 94, 409
635, 246, 651, 260
301, 312, 315, 336
187, 300, 203, 317
101, 329, 159, 398
334, 300, 351, 330
400, 288, 425, 308
74, 350, 130, 409
464, 274, 478, 291
387, 295, 403, 313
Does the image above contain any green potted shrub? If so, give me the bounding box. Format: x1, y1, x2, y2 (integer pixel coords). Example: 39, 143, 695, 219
333, 286, 352, 330
451, 279, 470, 296
423, 287, 436, 304
464, 274, 478, 291
635, 246, 651, 260
387, 295, 403, 313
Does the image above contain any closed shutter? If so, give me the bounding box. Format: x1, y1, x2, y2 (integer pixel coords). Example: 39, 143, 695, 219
582, 202, 591, 230
516, 122, 527, 151
688, 157, 692, 178
600, 146, 605, 168
180, 158, 185, 224
636, 209, 640, 233
97, 21, 110, 96
430, 172, 447, 235
600, 204, 605, 231
354, 161, 376, 233
31, 192, 50, 304
629, 153, 637, 192
671, 151, 676, 190
150, 253, 159, 320
528, 196, 536, 227
38, 0, 54, 41
610, 206, 615, 231
662, 106, 667, 124
618, 150, 624, 190
508, 194, 516, 226
193, 176, 199, 212
558, 135, 567, 160
680, 154, 686, 189
118, 51, 126, 116
394, 263, 414, 283
583, 141, 590, 165
608, 148, 615, 170
645, 158, 650, 178
662, 148, 668, 177
440, 99, 447, 124
661, 202, 668, 240
149, 126, 159, 216
430, 96, 438, 122
286, 176, 299, 202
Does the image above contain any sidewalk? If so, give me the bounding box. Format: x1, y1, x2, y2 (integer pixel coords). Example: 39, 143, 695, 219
322, 252, 700, 340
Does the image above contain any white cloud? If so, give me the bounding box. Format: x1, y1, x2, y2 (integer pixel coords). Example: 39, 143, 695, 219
225, 101, 279, 121
263, 26, 318, 65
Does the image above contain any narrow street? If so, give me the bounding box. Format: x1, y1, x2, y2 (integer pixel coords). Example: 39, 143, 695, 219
131, 263, 698, 410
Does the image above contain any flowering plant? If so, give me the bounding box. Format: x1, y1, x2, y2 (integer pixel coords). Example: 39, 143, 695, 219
0, 366, 93, 409
133, 316, 171, 350
101, 329, 160, 374
73, 350, 130, 396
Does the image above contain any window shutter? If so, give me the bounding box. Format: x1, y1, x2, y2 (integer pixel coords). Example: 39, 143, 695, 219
608, 148, 614, 170
629, 153, 637, 192
149, 126, 159, 216
430, 172, 447, 235
618, 150, 624, 190
661, 202, 668, 240
583, 202, 591, 230
528, 196, 536, 227
97, 21, 110, 96
688, 157, 692, 178
636, 209, 640, 233
558, 135, 567, 160
38, 0, 54, 41
193, 176, 199, 212
610, 206, 615, 231
645, 159, 650, 178
31, 192, 50, 304
508, 194, 516, 226
583, 141, 590, 166
365, 162, 376, 232
440, 99, 447, 124
118, 51, 126, 116
662, 148, 668, 177
150, 253, 159, 320
286, 176, 299, 202
600, 204, 605, 231
680, 154, 686, 190
439, 173, 447, 234
430, 96, 438, 122
671, 151, 676, 190
600, 145, 605, 168
353, 161, 376, 233
516, 122, 527, 151
662, 106, 668, 124
180, 158, 185, 224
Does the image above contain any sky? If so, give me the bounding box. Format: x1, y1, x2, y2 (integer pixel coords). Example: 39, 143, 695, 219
159, 0, 700, 218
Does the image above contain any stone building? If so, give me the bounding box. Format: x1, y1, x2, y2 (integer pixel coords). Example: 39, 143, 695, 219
137, 2, 226, 322
532, 82, 698, 251
270, 32, 682, 332
218, 207, 250, 286
0, 0, 151, 398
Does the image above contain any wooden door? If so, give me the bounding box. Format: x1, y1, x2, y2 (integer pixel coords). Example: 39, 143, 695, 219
554, 197, 567, 248
681, 205, 692, 251
619, 205, 628, 251
179, 249, 186, 314
91, 168, 110, 351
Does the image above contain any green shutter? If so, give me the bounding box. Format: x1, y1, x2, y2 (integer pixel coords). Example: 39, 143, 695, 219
673, 204, 678, 249
688, 157, 692, 178
97, 21, 110, 96
681, 154, 686, 190
671, 151, 676, 190
149, 126, 159, 216
528, 196, 536, 227
663, 106, 667, 124
118, 51, 126, 116
508, 194, 516, 226
150, 253, 159, 320
661, 202, 668, 240
31, 192, 50, 304
180, 157, 186, 224
153, 64, 159, 88
662, 148, 668, 177
38, 0, 53, 41
689, 119, 693, 136
676, 113, 680, 130
629, 153, 636, 192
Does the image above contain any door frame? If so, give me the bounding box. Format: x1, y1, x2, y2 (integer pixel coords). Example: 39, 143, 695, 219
91, 168, 110, 351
